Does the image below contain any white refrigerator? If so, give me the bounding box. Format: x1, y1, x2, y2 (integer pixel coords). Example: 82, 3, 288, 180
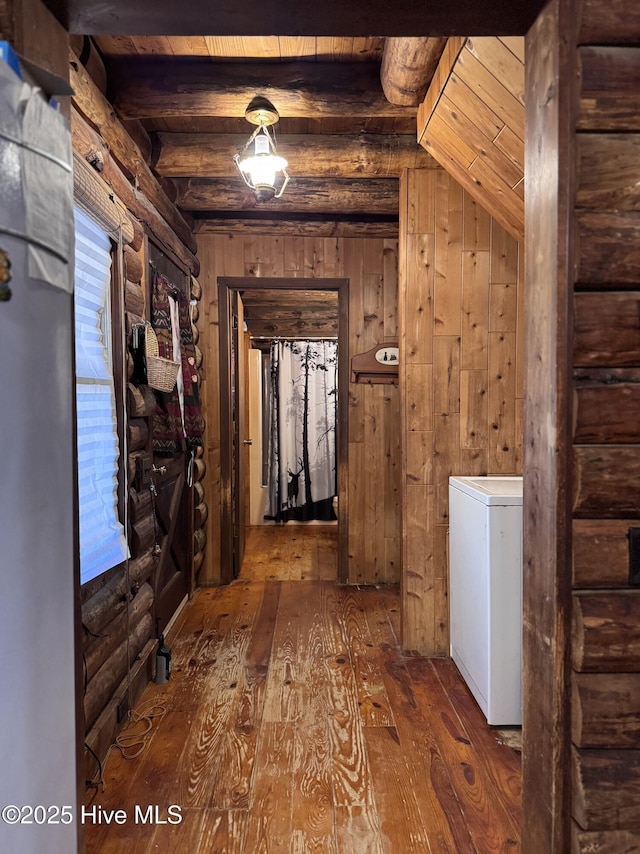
448, 476, 523, 726
0, 53, 78, 853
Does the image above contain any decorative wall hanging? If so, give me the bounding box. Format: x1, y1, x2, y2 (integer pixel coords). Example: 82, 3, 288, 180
351, 342, 399, 384
151, 269, 204, 456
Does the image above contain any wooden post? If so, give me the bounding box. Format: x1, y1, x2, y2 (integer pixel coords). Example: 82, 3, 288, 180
522, 1, 576, 850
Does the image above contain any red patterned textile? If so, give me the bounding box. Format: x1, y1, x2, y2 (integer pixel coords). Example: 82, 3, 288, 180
151, 270, 204, 455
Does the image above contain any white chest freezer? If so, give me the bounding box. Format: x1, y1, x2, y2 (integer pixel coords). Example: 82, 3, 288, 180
448, 476, 523, 726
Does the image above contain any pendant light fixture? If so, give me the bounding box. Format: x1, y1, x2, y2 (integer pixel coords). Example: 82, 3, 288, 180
233, 96, 290, 202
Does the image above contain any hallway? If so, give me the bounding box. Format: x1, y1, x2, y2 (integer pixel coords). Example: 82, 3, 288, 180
84, 527, 521, 853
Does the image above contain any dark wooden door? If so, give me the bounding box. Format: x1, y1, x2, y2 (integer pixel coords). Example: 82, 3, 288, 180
147, 241, 192, 632
152, 454, 191, 633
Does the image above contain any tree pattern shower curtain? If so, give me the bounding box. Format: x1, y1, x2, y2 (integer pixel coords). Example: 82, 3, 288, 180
266, 339, 337, 522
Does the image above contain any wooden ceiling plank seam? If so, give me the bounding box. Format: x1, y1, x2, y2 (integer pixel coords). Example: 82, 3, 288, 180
464, 36, 525, 106
425, 113, 476, 170
513, 178, 525, 199
432, 105, 524, 189
444, 79, 505, 143
168, 36, 210, 57
421, 137, 523, 242
93, 35, 138, 56
204, 35, 245, 58
437, 92, 504, 150
493, 125, 525, 174
131, 35, 174, 56
359, 38, 385, 60
498, 35, 525, 64
454, 49, 525, 141
332, 36, 355, 61
466, 157, 524, 231
314, 37, 334, 60
278, 36, 317, 61
241, 36, 280, 58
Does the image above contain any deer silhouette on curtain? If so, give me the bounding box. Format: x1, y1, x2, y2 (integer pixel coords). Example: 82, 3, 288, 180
266, 339, 337, 523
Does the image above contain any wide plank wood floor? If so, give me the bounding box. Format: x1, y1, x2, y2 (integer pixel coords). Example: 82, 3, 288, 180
84, 525, 521, 853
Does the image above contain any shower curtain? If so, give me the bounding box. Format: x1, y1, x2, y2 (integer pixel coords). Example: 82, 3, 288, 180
266, 339, 337, 522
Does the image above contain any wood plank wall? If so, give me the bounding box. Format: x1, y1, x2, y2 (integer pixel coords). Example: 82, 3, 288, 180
399, 168, 523, 656
196, 233, 401, 585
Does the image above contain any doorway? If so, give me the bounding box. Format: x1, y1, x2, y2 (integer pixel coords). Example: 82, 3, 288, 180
218, 276, 349, 584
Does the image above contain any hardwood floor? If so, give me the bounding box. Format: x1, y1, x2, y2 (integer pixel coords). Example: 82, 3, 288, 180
84, 526, 521, 853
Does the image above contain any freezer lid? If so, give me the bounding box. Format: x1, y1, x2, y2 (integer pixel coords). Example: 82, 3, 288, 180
449, 475, 523, 505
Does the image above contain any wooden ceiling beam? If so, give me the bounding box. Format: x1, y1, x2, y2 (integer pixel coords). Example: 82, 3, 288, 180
381, 37, 448, 106
110, 61, 416, 120
194, 217, 399, 238
152, 132, 437, 178
46, 0, 546, 38
245, 318, 339, 338
241, 290, 338, 306
243, 307, 337, 322
176, 177, 399, 214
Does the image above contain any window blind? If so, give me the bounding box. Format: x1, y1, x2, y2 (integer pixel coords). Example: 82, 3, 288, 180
74, 207, 128, 585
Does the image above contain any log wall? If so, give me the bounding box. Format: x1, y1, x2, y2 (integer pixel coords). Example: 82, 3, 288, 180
569, 2, 640, 850
196, 232, 402, 585
190, 275, 208, 582
398, 168, 523, 655
69, 49, 201, 778
523, 0, 640, 850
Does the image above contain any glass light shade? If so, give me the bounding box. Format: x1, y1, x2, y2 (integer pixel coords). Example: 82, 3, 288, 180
239, 153, 288, 189
234, 123, 289, 200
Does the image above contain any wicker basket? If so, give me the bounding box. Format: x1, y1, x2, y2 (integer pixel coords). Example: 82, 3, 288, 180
144, 322, 181, 393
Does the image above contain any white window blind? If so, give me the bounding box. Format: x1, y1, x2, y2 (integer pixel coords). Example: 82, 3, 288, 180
74, 207, 129, 585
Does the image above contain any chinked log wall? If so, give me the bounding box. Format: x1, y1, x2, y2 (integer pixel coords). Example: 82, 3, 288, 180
568, 2, 640, 851
524, 1, 640, 850
196, 232, 402, 586
69, 44, 203, 776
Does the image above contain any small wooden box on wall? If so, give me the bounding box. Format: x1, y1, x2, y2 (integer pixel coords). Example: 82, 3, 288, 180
351, 343, 399, 385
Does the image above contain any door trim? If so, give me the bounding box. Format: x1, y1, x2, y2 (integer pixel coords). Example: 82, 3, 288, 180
218, 276, 349, 584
